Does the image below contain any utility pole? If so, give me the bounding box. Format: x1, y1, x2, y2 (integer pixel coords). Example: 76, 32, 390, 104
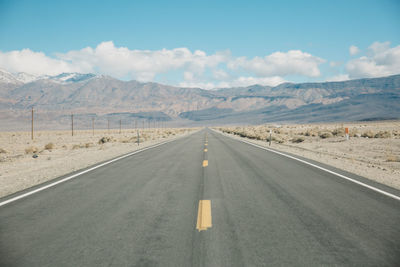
71, 113, 74, 137
92, 117, 95, 136
31, 107, 34, 140
137, 129, 140, 146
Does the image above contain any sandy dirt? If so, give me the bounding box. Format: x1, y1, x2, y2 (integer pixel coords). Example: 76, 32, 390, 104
216, 121, 400, 190
0, 128, 197, 198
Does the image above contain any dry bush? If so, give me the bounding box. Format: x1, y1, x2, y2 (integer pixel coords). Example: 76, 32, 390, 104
332, 128, 345, 136
72, 144, 82, 150
85, 143, 93, 148
386, 154, 400, 162
44, 142, 55, 150
304, 130, 317, 137
374, 131, 391, 138
98, 136, 111, 144
318, 132, 333, 139
0, 148, 7, 153
291, 136, 305, 143
361, 130, 374, 138
25, 146, 39, 154
349, 129, 359, 137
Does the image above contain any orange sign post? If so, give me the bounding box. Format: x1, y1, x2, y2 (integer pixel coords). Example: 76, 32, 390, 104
345, 127, 349, 140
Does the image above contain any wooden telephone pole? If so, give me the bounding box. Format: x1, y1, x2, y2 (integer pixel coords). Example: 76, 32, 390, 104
71, 113, 74, 136
92, 117, 95, 136
31, 107, 34, 140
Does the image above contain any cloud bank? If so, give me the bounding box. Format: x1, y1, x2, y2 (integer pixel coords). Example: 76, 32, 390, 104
346, 42, 400, 79
0, 41, 399, 88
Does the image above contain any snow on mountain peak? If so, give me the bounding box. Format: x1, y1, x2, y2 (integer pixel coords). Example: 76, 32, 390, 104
0, 69, 97, 84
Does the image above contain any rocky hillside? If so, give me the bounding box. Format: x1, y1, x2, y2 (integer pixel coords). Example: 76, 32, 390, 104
0, 69, 399, 129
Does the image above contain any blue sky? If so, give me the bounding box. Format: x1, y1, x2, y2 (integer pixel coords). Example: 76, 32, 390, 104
0, 0, 399, 88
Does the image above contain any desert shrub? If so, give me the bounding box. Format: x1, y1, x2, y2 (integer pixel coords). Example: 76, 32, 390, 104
291, 136, 305, 143
0, 148, 7, 153
25, 146, 39, 154
98, 136, 111, 144
332, 128, 345, 136
361, 130, 374, 138
349, 129, 359, 137
374, 131, 391, 138
386, 154, 400, 162
318, 132, 333, 139
72, 144, 82, 150
85, 143, 93, 148
44, 142, 55, 150
304, 130, 317, 137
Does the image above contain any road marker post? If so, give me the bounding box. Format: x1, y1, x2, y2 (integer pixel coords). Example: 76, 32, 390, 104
269, 129, 272, 146
345, 127, 349, 140
137, 130, 140, 146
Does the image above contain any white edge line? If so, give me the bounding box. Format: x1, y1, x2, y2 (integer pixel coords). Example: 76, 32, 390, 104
211, 129, 400, 201
0, 130, 199, 207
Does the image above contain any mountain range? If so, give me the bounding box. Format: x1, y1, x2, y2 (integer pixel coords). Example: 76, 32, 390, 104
0, 68, 399, 130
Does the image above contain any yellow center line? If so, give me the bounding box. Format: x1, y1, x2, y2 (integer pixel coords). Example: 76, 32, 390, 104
202, 160, 208, 167
196, 200, 212, 231
205, 143, 208, 146
204, 148, 208, 152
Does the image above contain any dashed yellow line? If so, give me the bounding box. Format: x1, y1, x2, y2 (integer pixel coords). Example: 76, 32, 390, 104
205, 143, 208, 146
196, 200, 212, 231
202, 160, 208, 167
204, 148, 208, 152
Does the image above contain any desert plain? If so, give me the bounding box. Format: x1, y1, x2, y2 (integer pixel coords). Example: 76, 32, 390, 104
217, 120, 400, 190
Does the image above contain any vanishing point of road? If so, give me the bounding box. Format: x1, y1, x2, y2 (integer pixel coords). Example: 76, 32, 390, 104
1, 129, 399, 266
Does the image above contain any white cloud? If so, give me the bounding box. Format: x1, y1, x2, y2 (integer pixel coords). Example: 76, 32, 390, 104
227, 50, 325, 77
346, 41, 400, 79
180, 76, 286, 89
0, 41, 230, 82
349, 45, 360, 56
0, 48, 88, 75
326, 74, 350, 82
57, 41, 230, 82
213, 69, 229, 80
229, 76, 286, 87
0, 42, 327, 88
329, 61, 342, 67
183, 71, 194, 81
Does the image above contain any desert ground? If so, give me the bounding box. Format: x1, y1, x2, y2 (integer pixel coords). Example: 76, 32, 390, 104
216, 121, 400, 190
0, 128, 197, 198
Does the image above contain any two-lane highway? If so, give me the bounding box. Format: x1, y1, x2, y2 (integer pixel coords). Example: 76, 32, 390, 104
1, 129, 399, 266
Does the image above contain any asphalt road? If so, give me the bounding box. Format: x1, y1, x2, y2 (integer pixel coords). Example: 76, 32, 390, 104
1, 129, 399, 266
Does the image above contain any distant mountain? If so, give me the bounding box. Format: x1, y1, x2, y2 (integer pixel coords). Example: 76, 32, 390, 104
0, 69, 97, 85
0, 70, 399, 129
